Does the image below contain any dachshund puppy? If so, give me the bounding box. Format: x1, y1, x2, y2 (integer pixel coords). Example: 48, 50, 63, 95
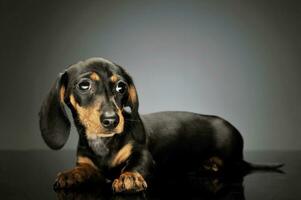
39, 57, 282, 193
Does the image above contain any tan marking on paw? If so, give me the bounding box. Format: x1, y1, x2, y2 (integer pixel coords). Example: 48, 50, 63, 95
54, 164, 100, 189
203, 156, 223, 172
112, 172, 147, 193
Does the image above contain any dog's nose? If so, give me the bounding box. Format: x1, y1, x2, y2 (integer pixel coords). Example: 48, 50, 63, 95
101, 111, 119, 129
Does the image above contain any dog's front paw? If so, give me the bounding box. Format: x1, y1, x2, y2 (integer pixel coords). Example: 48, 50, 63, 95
53, 167, 93, 190
54, 170, 84, 189
112, 171, 147, 193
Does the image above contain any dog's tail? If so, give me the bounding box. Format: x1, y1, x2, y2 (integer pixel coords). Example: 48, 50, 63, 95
241, 161, 284, 173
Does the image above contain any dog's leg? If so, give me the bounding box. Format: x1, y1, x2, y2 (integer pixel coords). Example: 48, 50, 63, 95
54, 156, 101, 189
112, 149, 153, 193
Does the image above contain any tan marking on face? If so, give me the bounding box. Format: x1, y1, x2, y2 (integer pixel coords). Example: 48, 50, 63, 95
128, 85, 137, 104
70, 94, 125, 138
111, 143, 133, 167
115, 107, 124, 134
69, 94, 105, 138
77, 156, 98, 170
110, 97, 125, 134
110, 74, 119, 82
59, 86, 65, 103
90, 72, 100, 81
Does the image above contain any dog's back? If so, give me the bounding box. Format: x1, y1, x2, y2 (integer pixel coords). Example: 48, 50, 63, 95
141, 111, 244, 173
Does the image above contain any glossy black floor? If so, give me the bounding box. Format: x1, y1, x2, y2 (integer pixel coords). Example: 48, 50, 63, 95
0, 151, 299, 200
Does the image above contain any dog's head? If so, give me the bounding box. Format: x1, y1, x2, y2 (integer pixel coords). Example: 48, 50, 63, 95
39, 57, 139, 149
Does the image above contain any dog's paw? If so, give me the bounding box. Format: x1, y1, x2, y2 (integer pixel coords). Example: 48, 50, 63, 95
112, 172, 147, 193
53, 168, 88, 190
203, 156, 223, 173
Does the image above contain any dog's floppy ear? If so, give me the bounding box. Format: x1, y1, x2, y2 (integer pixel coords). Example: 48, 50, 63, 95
114, 64, 140, 117
39, 71, 70, 150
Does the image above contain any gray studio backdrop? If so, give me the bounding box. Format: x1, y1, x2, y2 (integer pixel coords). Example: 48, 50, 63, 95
0, 0, 300, 150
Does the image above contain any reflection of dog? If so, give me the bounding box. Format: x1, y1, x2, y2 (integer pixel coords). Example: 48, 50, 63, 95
55, 174, 245, 200
39, 57, 283, 193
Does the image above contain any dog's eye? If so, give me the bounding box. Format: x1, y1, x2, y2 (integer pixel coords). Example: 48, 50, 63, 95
115, 80, 127, 94
77, 79, 91, 91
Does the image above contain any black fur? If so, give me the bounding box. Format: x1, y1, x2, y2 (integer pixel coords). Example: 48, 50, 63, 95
39, 57, 283, 193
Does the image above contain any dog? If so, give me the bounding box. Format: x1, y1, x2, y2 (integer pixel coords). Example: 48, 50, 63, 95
39, 57, 282, 193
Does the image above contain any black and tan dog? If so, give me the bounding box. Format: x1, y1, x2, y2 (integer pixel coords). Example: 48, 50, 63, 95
39, 57, 282, 193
